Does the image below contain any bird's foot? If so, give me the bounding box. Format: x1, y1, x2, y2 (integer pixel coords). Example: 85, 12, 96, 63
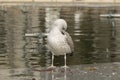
47, 65, 56, 69
61, 65, 69, 69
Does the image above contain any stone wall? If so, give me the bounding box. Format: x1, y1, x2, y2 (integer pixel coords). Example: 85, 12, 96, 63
0, 0, 119, 3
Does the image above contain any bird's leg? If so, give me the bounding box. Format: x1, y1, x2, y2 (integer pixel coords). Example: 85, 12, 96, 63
48, 54, 56, 69
62, 53, 69, 68
64, 53, 67, 67
51, 54, 54, 67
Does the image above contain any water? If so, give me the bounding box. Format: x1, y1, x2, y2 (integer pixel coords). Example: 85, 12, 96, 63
0, 5, 120, 80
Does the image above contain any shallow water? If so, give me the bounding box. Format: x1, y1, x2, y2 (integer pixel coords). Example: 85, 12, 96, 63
0, 6, 120, 77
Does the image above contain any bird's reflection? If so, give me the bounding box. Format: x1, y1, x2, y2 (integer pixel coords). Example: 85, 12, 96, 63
51, 70, 55, 80
64, 68, 67, 80
50, 68, 67, 80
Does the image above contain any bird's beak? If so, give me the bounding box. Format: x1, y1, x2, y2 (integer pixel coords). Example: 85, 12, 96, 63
62, 30, 65, 35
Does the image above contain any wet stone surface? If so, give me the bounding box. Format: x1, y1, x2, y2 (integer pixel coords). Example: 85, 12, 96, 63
0, 62, 120, 80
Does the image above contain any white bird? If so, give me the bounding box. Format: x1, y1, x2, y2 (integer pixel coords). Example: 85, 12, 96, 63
47, 19, 74, 68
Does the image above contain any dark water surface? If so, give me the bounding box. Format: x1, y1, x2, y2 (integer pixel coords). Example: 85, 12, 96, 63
0, 5, 120, 80
0, 6, 120, 68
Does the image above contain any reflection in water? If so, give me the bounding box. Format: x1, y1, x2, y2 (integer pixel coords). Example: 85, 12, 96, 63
0, 5, 120, 80
0, 10, 7, 68
6, 7, 26, 68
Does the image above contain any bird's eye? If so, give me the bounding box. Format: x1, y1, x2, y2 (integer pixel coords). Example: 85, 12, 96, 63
63, 27, 66, 30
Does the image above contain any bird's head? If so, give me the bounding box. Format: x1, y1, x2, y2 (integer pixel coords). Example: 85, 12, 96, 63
53, 19, 67, 31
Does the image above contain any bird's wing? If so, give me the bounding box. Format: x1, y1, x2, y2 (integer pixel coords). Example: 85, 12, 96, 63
62, 30, 74, 52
